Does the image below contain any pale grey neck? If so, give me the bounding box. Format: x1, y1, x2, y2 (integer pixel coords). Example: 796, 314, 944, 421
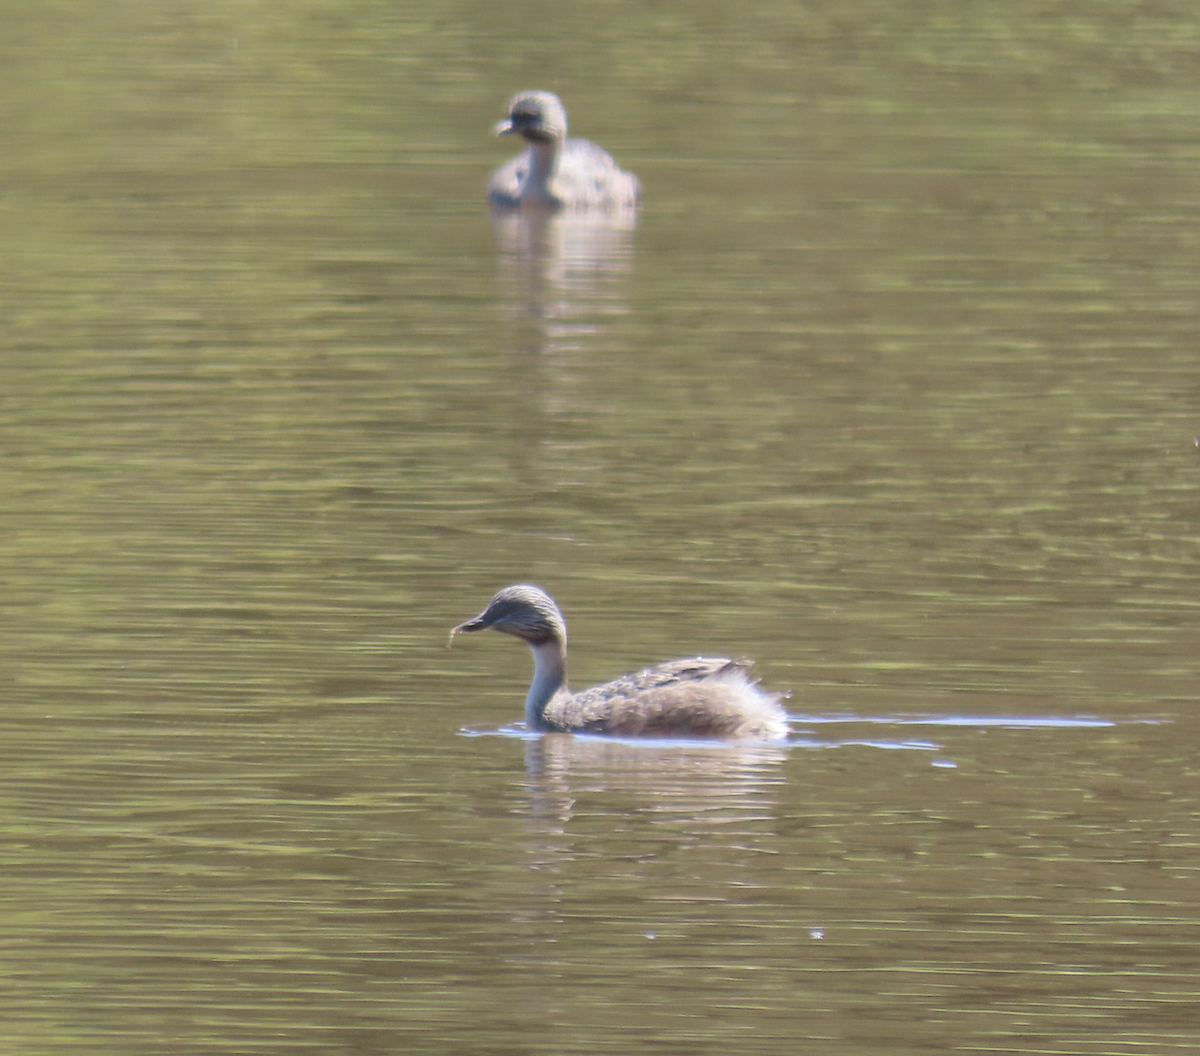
523, 139, 561, 204
525, 639, 567, 727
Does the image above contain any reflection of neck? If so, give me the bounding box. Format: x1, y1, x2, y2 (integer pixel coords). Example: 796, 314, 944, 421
524, 138, 561, 205
526, 639, 567, 727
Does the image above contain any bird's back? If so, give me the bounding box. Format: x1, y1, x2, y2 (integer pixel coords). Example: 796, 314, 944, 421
555, 139, 640, 209
542, 658, 788, 740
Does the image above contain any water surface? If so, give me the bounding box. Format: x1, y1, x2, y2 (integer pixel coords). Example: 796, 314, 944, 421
1, 2, 1198, 1054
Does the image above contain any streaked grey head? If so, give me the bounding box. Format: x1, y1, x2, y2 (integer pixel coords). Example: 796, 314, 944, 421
450, 584, 568, 646
494, 91, 569, 144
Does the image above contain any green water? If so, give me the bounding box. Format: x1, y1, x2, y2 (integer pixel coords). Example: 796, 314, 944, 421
1, 2, 1198, 1053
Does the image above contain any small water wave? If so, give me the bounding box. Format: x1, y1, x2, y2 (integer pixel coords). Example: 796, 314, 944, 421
461, 722, 940, 752
786, 713, 1128, 729
460, 710, 1142, 757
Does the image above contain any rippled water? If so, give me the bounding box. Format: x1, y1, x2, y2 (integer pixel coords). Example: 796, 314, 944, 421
1, 2, 1198, 1054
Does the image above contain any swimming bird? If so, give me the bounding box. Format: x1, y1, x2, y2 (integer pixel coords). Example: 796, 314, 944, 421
487, 91, 640, 211
450, 585, 788, 741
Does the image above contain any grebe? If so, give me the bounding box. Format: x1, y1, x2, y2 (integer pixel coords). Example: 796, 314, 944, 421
451, 585, 788, 741
487, 91, 640, 211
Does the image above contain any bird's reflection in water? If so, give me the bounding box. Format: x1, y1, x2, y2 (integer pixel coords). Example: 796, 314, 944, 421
516, 734, 787, 887
491, 207, 636, 357
489, 206, 638, 493
498, 734, 788, 989
521, 733, 787, 822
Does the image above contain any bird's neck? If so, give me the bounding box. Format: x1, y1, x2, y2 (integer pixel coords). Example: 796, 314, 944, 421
526, 638, 567, 728
523, 138, 562, 205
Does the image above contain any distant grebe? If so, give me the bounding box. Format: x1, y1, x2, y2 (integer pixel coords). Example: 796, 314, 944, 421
487, 91, 640, 211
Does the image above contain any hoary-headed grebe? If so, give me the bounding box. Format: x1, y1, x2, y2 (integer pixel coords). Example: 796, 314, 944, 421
451, 585, 788, 741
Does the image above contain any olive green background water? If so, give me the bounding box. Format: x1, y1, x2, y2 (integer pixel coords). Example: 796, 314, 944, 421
1, 2, 1198, 1053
